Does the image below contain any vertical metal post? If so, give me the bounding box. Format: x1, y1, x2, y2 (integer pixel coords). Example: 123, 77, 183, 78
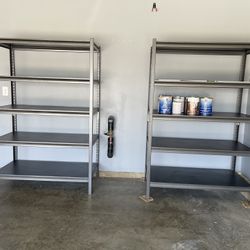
88, 38, 94, 195
144, 50, 153, 182
232, 51, 247, 172
145, 39, 157, 199
9, 46, 18, 161
96, 48, 101, 177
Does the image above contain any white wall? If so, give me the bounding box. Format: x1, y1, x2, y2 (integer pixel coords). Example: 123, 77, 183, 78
1, 0, 250, 173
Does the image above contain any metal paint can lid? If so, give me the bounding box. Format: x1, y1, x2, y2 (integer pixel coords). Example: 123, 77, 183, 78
200, 97, 213, 101
187, 97, 200, 102
174, 96, 184, 101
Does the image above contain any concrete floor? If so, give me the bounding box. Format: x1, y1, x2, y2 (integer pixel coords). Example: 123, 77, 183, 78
0, 179, 250, 250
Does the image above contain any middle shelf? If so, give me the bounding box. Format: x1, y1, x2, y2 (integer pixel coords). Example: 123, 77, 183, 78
0, 104, 99, 116
0, 75, 99, 84
0, 132, 98, 147
152, 137, 250, 156
153, 110, 250, 123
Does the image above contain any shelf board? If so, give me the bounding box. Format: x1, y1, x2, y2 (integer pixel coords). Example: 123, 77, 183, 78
150, 166, 250, 191
155, 42, 250, 55
152, 137, 250, 156
155, 79, 250, 88
153, 110, 250, 123
0, 105, 99, 116
0, 160, 97, 182
0, 38, 100, 52
0, 132, 98, 148
0, 75, 99, 84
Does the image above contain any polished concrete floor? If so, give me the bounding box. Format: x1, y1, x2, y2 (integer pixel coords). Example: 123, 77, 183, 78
0, 178, 250, 250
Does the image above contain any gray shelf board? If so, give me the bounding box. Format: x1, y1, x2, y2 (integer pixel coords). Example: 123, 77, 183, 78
156, 41, 250, 49
153, 110, 250, 123
0, 75, 99, 84
0, 38, 100, 52
0, 160, 97, 182
152, 137, 250, 156
155, 42, 250, 54
0, 132, 98, 147
0, 104, 99, 116
155, 79, 250, 89
150, 166, 250, 191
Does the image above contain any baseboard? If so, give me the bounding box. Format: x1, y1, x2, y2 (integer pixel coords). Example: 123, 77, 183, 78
99, 171, 144, 179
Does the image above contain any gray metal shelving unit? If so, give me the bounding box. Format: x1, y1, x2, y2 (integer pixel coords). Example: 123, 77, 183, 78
144, 39, 250, 200
0, 38, 101, 195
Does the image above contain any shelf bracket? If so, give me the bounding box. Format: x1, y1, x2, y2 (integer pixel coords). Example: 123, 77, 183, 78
241, 192, 250, 208
242, 200, 250, 208
139, 195, 154, 203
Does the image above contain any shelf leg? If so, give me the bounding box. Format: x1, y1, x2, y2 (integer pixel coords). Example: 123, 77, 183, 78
141, 38, 157, 202
240, 52, 250, 207
88, 38, 95, 195
231, 52, 247, 172
10, 46, 18, 161
96, 47, 101, 178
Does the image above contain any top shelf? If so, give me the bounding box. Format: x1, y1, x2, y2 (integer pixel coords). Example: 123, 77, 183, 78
0, 38, 100, 52
156, 41, 250, 55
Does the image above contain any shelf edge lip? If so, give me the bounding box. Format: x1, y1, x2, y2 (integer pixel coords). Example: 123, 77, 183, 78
155, 42, 250, 49
0, 111, 91, 116
151, 147, 250, 156
0, 175, 89, 182
154, 79, 250, 83
155, 50, 245, 56
0, 142, 91, 148
0, 75, 100, 84
154, 84, 250, 89
150, 181, 250, 191
154, 80, 250, 88
152, 114, 250, 123
0, 109, 99, 116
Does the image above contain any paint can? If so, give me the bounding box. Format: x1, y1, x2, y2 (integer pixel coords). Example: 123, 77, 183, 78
186, 97, 200, 116
200, 97, 213, 116
158, 95, 173, 114
172, 96, 185, 115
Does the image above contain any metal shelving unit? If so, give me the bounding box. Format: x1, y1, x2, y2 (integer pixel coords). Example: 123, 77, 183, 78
145, 39, 250, 200
0, 38, 101, 195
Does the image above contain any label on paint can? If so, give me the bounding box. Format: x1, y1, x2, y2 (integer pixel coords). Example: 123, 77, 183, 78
172, 102, 182, 115
200, 97, 213, 116
172, 96, 185, 115
158, 95, 173, 114
187, 97, 200, 116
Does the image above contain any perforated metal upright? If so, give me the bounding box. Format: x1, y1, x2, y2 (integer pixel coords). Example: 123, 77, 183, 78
145, 39, 250, 200
0, 38, 101, 195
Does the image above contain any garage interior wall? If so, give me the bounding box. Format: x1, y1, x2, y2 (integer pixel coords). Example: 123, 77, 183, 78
0, 0, 250, 176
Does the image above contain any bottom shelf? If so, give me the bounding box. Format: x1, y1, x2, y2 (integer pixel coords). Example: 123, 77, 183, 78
0, 160, 97, 183
150, 166, 250, 191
